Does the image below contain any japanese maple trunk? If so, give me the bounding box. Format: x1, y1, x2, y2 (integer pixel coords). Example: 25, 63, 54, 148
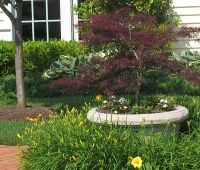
15, 3, 26, 109
135, 70, 142, 105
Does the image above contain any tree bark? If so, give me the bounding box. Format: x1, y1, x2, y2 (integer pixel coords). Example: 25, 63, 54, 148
0, 0, 26, 109
133, 50, 142, 105
15, 28, 26, 109
15, 1, 26, 109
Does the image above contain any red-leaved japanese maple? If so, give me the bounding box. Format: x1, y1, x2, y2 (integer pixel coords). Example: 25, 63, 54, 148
52, 8, 200, 103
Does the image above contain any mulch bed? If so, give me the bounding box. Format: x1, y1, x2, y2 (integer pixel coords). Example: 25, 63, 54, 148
0, 106, 57, 121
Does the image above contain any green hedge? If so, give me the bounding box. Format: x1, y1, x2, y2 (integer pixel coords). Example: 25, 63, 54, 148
0, 40, 87, 76
0, 41, 15, 76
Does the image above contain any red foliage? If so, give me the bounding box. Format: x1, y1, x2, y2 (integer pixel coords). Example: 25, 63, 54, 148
50, 77, 84, 94
52, 8, 200, 96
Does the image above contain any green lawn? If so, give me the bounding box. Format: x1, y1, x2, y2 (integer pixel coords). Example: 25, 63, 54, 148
0, 95, 96, 111
0, 95, 96, 145
0, 121, 32, 145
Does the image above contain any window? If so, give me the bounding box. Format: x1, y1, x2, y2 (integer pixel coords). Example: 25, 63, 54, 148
22, 0, 61, 41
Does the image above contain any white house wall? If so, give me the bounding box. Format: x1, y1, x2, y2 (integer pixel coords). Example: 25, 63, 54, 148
60, 0, 78, 41
0, 0, 200, 53
73, 0, 79, 41
61, 0, 75, 40
0, 5, 13, 41
173, 0, 200, 53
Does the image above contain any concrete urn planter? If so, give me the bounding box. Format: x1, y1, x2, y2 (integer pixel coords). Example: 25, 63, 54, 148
87, 106, 189, 134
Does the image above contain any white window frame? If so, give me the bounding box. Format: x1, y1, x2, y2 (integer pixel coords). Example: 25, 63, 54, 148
61, 0, 79, 41
72, 0, 79, 41
22, 0, 61, 41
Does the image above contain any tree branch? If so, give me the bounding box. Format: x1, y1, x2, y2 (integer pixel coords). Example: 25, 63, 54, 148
16, 0, 22, 21
0, 1, 16, 28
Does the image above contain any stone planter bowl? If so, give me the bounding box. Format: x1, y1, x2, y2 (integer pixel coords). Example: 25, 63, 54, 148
87, 106, 189, 134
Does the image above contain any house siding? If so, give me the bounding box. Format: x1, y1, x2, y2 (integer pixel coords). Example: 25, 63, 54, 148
0, 0, 200, 53
0, 5, 13, 41
173, 0, 200, 53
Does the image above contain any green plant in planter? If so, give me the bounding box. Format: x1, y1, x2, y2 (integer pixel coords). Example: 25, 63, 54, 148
97, 95, 176, 114
98, 95, 131, 114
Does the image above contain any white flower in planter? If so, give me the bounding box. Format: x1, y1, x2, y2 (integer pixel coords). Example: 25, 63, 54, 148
163, 99, 168, 103
103, 100, 107, 104
119, 97, 126, 103
163, 104, 168, 108
114, 110, 118, 114
160, 99, 168, 104
110, 95, 116, 99
160, 99, 164, 103
124, 106, 128, 109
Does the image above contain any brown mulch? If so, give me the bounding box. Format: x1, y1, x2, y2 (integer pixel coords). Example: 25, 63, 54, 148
0, 106, 57, 121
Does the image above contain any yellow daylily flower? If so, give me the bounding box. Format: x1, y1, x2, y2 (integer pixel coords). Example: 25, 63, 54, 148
70, 107, 77, 114
131, 156, 143, 169
95, 95, 103, 102
98, 159, 105, 165
37, 113, 43, 119
78, 121, 84, 127
17, 133, 23, 139
71, 155, 77, 161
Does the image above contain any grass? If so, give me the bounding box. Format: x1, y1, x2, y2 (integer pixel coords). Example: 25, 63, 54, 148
0, 121, 32, 145
0, 95, 96, 145
26, 95, 96, 111
0, 95, 96, 111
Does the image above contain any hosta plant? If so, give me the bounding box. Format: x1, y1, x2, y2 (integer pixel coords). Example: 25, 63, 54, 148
43, 54, 90, 79
44, 51, 110, 79
171, 51, 200, 71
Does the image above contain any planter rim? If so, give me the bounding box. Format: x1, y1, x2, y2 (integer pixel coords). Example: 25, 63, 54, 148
87, 106, 189, 125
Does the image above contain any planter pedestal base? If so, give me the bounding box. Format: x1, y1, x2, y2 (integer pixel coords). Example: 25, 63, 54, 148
87, 106, 189, 135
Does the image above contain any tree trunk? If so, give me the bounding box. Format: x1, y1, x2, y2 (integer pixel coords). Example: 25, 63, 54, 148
135, 71, 141, 105
15, 27, 26, 109
133, 50, 142, 105
0, 0, 26, 109
15, 1, 26, 109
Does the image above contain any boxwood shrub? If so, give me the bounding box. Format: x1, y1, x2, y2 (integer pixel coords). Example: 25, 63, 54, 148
0, 40, 87, 76
0, 74, 62, 99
